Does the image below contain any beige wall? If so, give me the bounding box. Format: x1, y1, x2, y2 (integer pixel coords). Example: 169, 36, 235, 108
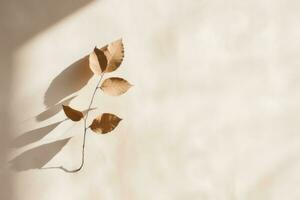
1, 0, 300, 199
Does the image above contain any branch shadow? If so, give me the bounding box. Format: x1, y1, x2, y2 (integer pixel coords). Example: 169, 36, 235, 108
9, 138, 71, 171
35, 96, 76, 122
44, 55, 93, 108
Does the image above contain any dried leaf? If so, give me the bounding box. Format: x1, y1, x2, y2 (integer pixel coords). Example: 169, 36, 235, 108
90, 113, 122, 134
89, 47, 108, 75
62, 105, 84, 121
100, 77, 132, 96
101, 39, 124, 72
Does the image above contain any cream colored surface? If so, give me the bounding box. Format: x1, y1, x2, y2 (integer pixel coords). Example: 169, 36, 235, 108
1, 0, 300, 199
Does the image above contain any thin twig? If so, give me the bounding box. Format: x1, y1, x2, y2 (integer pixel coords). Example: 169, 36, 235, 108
41, 166, 80, 173
70, 73, 105, 172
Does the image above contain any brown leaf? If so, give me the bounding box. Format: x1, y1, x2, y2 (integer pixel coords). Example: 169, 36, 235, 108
90, 113, 122, 134
100, 77, 132, 96
101, 39, 124, 72
62, 105, 84, 121
89, 47, 108, 75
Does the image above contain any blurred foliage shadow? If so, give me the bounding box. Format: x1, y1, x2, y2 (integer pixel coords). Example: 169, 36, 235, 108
12, 120, 65, 148
9, 138, 71, 171
44, 56, 93, 108
35, 96, 76, 122
14, 108, 95, 148
11, 54, 96, 172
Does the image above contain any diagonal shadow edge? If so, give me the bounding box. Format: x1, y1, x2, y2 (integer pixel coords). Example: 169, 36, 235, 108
0, 0, 94, 197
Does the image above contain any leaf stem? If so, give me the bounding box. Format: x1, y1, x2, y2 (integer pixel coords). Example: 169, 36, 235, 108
71, 73, 105, 172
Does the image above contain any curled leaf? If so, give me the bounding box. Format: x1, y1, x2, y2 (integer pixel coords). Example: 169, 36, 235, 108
101, 39, 124, 72
62, 105, 84, 121
89, 47, 108, 75
100, 77, 132, 96
90, 113, 122, 134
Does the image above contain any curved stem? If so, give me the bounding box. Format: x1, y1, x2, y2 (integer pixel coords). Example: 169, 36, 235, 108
71, 73, 104, 172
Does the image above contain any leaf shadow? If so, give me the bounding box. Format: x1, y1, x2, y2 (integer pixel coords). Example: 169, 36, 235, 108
11, 120, 66, 148
13, 107, 95, 149
35, 96, 76, 122
44, 55, 93, 108
9, 138, 71, 171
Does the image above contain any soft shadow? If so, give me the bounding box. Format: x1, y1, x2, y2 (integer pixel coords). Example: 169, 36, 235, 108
36, 96, 76, 122
14, 107, 96, 149
44, 56, 93, 107
12, 120, 65, 148
9, 138, 71, 171
1, 0, 95, 50
0, 0, 94, 197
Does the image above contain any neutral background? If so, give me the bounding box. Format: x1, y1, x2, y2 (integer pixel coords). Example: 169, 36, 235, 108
1, 0, 300, 199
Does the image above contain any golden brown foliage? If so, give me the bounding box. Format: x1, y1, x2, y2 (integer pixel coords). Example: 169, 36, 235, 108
100, 77, 132, 96
90, 113, 122, 134
62, 105, 84, 121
